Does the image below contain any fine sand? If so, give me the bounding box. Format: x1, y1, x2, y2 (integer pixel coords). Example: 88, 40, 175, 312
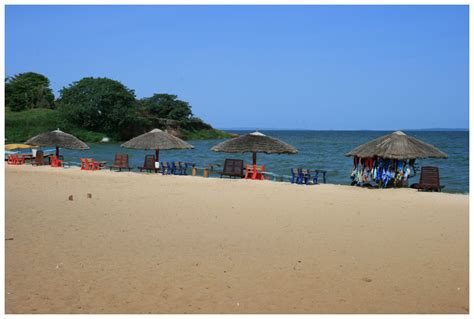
5, 165, 469, 314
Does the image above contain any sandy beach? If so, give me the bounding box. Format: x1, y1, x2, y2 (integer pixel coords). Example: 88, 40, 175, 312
5, 165, 469, 314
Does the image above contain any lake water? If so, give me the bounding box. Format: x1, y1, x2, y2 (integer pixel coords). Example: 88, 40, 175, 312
55, 130, 468, 194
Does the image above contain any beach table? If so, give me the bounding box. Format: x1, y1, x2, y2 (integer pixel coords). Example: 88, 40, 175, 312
19, 153, 55, 164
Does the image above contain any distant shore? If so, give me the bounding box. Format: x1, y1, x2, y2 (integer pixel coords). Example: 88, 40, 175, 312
5, 165, 468, 314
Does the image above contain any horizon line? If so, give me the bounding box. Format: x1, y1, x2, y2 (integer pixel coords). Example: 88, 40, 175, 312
217, 128, 469, 132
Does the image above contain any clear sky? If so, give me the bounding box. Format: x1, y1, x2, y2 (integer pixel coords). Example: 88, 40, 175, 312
6, 5, 469, 130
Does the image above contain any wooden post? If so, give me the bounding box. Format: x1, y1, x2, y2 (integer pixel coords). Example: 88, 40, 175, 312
203, 168, 209, 178
192, 167, 197, 176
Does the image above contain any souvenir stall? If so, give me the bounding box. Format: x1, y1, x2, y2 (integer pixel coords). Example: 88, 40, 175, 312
345, 131, 448, 188
350, 156, 416, 187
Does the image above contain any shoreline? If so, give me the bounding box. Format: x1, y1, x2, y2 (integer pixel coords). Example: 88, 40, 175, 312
10, 163, 471, 196
5, 165, 469, 314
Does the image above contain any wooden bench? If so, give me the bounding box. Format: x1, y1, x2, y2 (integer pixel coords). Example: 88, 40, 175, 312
139, 155, 159, 173
416, 166, 444, 192
109, 154, 133, 172
217, 159, 244, 178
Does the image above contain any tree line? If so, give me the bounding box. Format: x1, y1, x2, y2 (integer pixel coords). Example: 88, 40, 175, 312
5, 72, 214, 140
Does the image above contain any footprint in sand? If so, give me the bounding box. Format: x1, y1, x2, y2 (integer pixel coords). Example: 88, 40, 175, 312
361, 277, 372, 283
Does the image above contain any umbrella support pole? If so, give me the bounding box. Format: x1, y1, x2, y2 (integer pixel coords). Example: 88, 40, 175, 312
155, 149, 160, 162
252, 152, 257, 165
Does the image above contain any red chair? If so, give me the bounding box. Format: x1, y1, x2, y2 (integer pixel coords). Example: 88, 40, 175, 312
244, 164, 253, 179
80, 158, 100, 171
7, 155, 16, 165
80, 158, 89, 170
7, 154, 25, 165
89, 158, 101, 170
50, 156, 64, 167
255, 165, 266, 180
244, 164, 266, 180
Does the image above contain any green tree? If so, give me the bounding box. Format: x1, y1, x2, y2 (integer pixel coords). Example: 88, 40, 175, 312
5, 72, 55, 111
57, 77, 138, 139
140, 93, 193, 121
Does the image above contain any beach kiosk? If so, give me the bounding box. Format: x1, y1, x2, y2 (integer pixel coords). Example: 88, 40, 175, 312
345, 131, 448, 188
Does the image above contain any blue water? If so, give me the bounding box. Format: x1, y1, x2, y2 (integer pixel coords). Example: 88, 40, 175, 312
54, 130, 468, 194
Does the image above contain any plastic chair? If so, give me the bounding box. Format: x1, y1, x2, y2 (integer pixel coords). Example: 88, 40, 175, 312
80, 158, 89, 170
50, 156, 64, 168
89, 158, 101, 170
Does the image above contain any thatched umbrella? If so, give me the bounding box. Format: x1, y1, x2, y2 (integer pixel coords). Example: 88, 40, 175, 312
345, 131, 448, 160
25, 129, 89, 157
121, 128, 194, 161
211, 131, 298, 165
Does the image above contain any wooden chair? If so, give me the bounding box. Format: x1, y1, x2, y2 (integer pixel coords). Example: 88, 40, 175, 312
139, 155, 158, 173
416, 166, 445, 192
217, 159, 244, 178
31, 150, 45, 166
109, 154, 132, 172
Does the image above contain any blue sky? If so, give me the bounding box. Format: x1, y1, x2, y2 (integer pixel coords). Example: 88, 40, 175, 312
6, 5, 469, 130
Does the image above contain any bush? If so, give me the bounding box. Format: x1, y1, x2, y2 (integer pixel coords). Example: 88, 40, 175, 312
57, 77, 138, 140
5, 72, 55, 111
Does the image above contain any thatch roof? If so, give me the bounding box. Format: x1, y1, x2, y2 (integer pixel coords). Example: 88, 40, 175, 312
121, 128, 194, 150
211, 131, 298, 154
345, 131, 448, 160
25, 129, 89, 150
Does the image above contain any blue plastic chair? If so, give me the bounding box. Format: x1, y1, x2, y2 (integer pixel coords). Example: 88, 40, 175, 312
171, 162, 178, 175
312, 170, 320, 184
290, 168, 301, 184
161, 161, 172, 175
180, 162, 188, 175
301, 169, 311, 185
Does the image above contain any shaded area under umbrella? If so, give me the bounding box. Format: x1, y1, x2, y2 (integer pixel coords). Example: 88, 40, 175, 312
120, 128, 194, 161
211, 131, 298, 165
345, 131, 448, 160
25, 129, 89, 157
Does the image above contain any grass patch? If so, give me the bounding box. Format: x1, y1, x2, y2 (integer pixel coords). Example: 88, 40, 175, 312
5, 108, 110, 143
5, 108, 62, 143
